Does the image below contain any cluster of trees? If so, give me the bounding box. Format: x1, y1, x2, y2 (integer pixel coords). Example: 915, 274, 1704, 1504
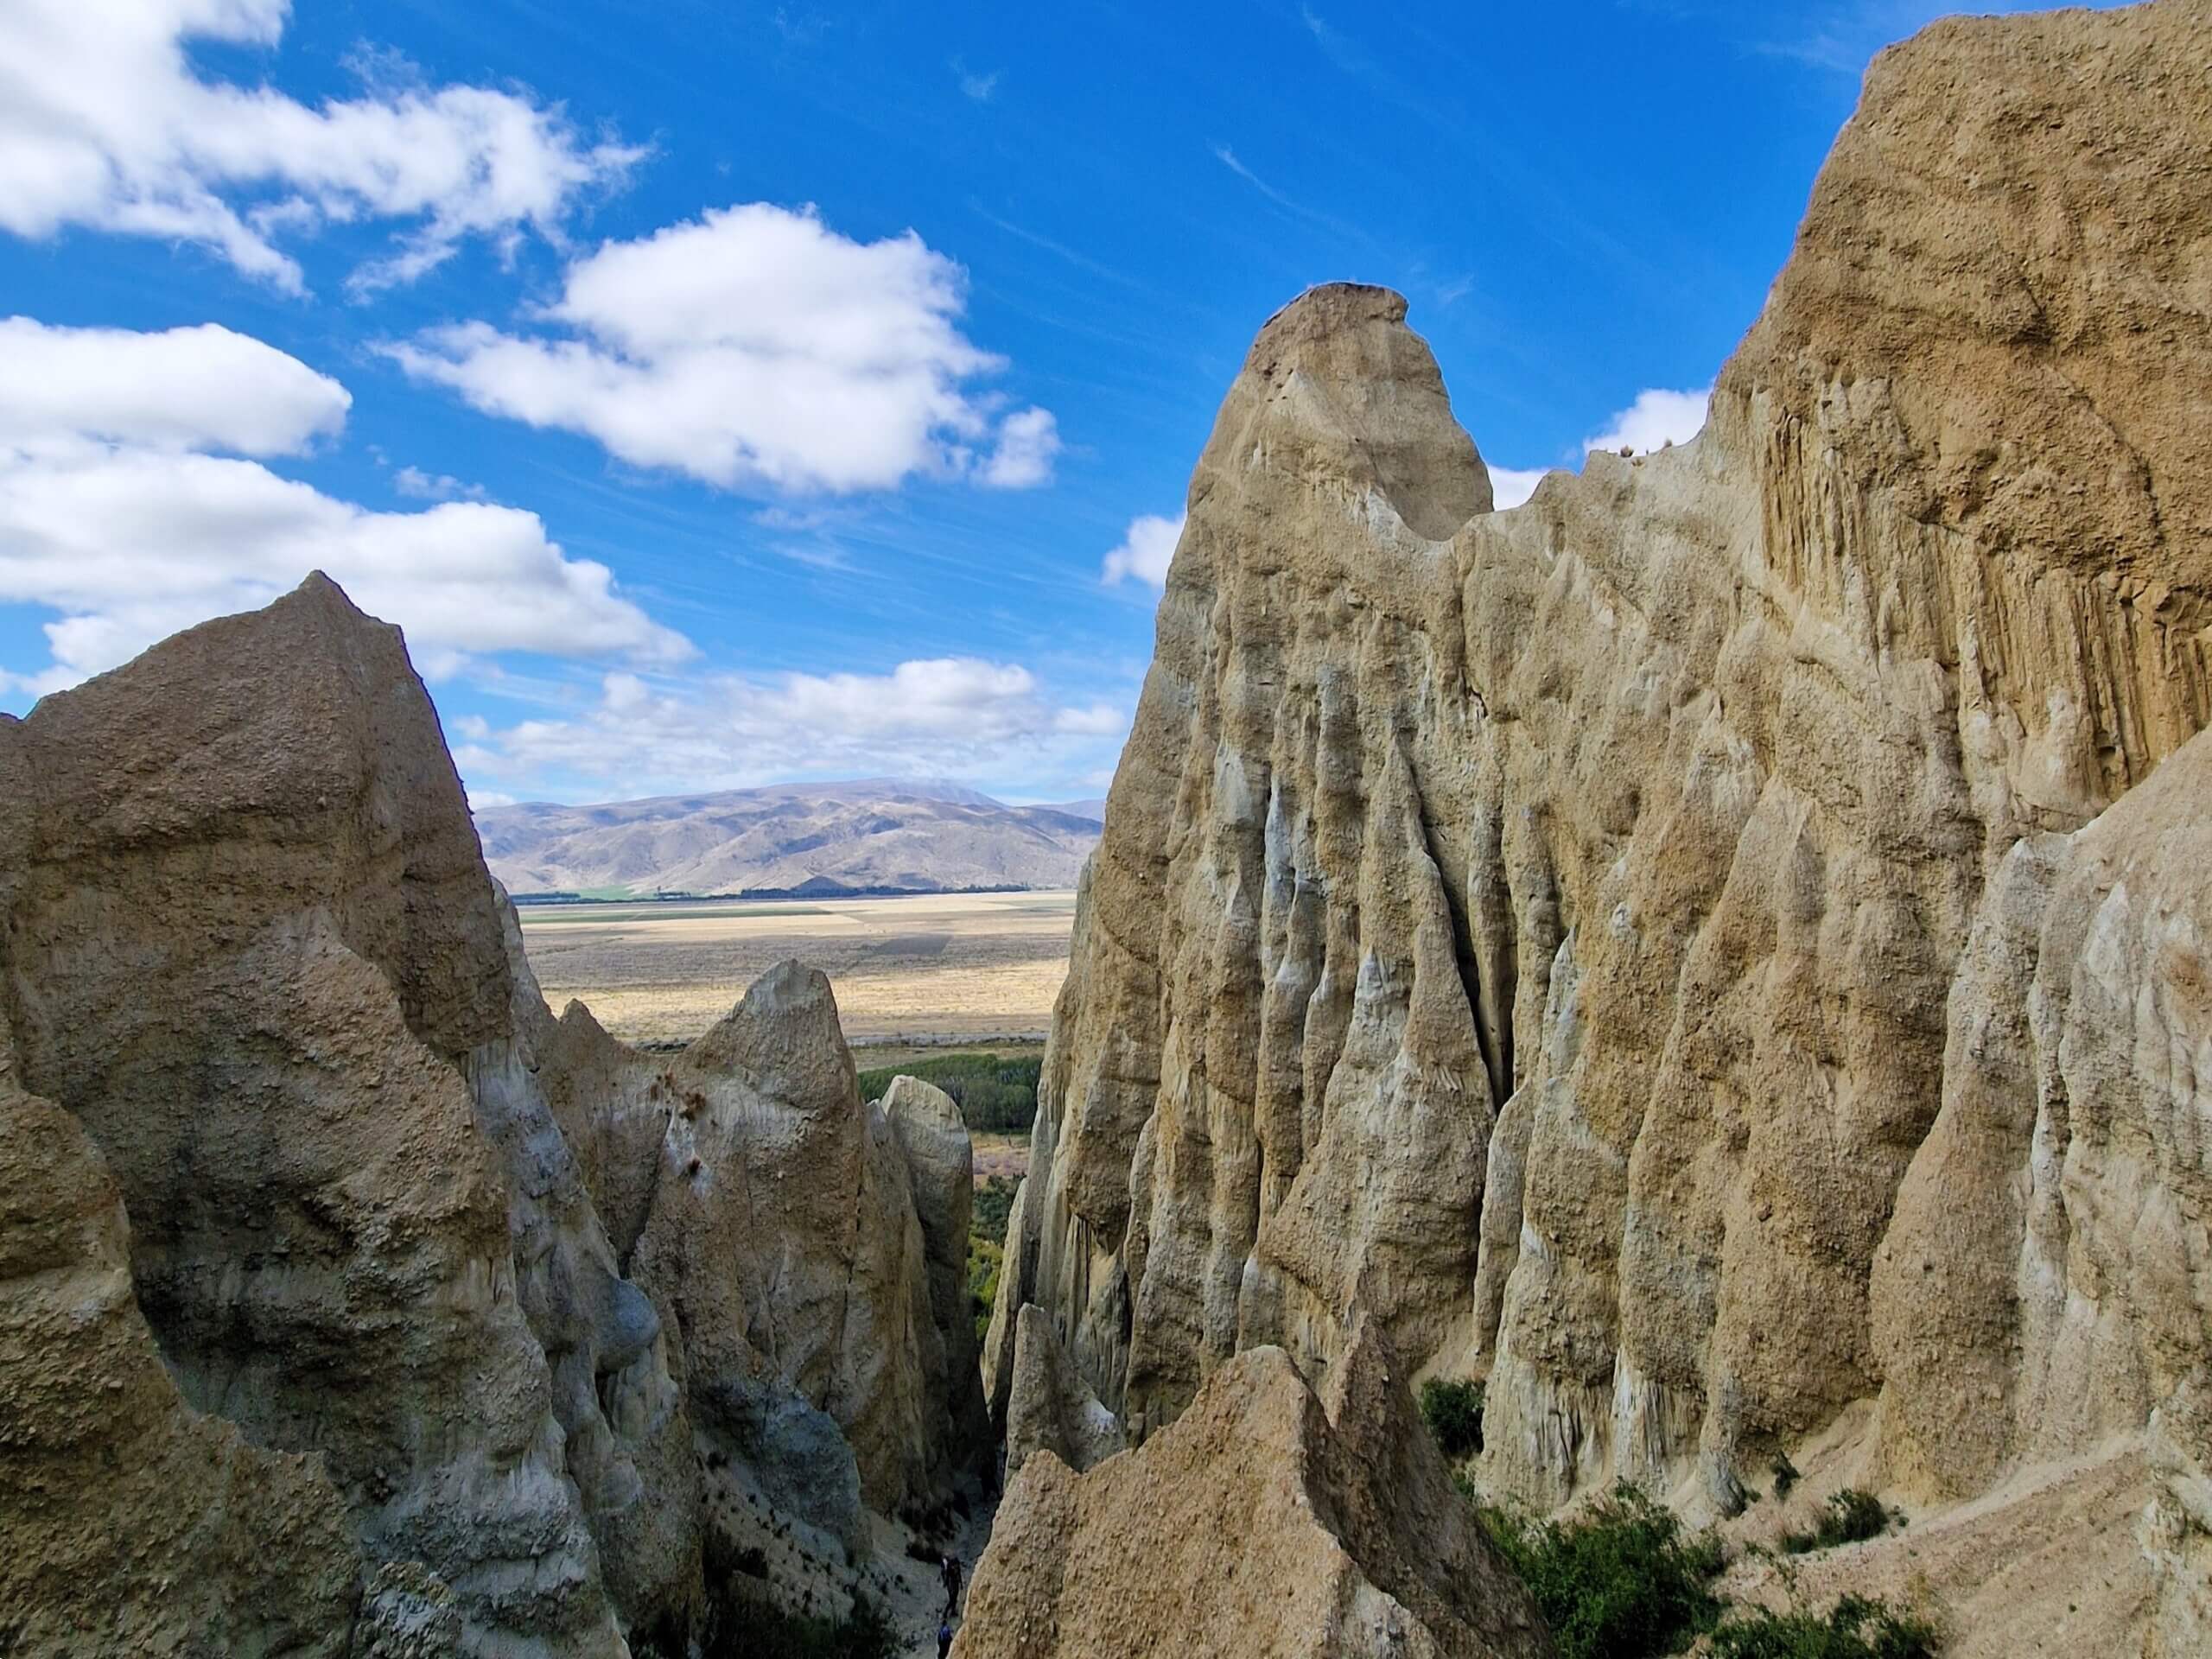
855, 1052, 1042, 1135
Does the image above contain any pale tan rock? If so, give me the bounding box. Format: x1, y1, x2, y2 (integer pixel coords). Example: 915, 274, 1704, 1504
956, 1319, 1548, 1659
0, 576, 629, 1654
0, 1058, 359, 1656
626, 962, 983, 1517
0, 574, 990, 1653
480, 888, 701, 1635
987, 8, 2212, 1641
1003, 1304, 1124, 1479
884, 1074, 995, 1479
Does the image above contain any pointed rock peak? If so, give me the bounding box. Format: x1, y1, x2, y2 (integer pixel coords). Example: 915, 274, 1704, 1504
1319, 1311, 1404, 1438
1206, 282, 1490, 540
882, 1072, 963, 1133
558, 998, 617, 1043
679, 957, 856, 1110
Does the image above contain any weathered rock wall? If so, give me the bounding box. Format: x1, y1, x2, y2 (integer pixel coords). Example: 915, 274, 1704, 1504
0, 1058, 361, 1656
989, 7, 2212, 1600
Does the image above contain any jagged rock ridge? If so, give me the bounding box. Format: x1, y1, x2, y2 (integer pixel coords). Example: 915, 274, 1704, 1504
0, 576, 988, 1656
986, 3, 2211, 1652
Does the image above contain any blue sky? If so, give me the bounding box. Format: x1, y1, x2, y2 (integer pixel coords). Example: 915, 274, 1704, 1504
0, 0, 2118, 805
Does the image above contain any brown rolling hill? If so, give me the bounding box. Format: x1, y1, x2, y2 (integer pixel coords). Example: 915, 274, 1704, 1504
473, 778, 1103, 897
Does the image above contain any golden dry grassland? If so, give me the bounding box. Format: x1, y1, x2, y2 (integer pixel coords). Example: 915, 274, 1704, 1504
516, 888, 1077, 1050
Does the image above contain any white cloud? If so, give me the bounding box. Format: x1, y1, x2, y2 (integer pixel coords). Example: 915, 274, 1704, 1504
980, 406, 1060, 489
953, 60, 1001, 102
1102, 512, 1185, 588
387, 202, 1058, 496
393, 465, 485, 501
0, 318, 347, 454
467, 790, 518, 811
0, 0, 640, 293
1485, 466, 1550, 511
1584, 386, 1711, 456
460, 656, 1128, 794
1052, 702, 1128, 737
0, 317, 690, 692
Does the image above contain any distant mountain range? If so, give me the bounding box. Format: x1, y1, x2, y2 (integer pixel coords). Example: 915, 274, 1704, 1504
473, 779, 1104, 898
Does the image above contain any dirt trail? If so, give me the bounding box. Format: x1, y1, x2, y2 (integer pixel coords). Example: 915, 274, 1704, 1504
886, 1489, 999, 1657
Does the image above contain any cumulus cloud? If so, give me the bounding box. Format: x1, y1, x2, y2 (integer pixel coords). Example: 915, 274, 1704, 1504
979, 406, 1060, 489
460, 657, 1129, 795
0, 316, 689, 693
0, 318, 349, 454
1485, 466, 1550, 511
1101, 511, 1185, 588
0, 0, 641, 293
387, 202, 1058, 496
1584, 386, 1711, 456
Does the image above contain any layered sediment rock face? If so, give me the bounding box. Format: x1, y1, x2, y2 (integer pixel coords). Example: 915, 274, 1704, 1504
959, 1319, 1548, 1659
989, 3, 2209, 1639
0, 576, 984, 1655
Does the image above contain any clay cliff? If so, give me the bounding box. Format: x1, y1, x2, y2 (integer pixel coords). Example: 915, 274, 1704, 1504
0, 576, 986, 1655
986, 1, 2210, 1649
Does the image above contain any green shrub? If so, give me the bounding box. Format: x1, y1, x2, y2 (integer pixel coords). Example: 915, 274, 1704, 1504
971, 1176, 1017, 1247
1770, 1453, 1800, 1500
1780, 1490, 1899, 1555
855, 1052, 1043, 1134
1419, 1377, 1486, 1459
1707, 1594, 1940, 1659
1474, 1484, 1724, 1659
967, 1233, 1003, 1339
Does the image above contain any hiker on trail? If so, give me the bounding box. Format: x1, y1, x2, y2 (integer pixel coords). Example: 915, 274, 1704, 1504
941, 1551, 963, 1612
938, 1621, 955, 1657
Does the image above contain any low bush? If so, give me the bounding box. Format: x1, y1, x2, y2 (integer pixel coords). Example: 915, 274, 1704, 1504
1707, 1594, 1941, 1659
1474, 1484, 1724, 1659
855, 1052, 1042, 1134
967, 1233, 1003, 1339
1780, 1490, 1899, 1555
972, 1176, 1017, 1247
1770, 1453, 1800, 1500
1419, 1376, 1486, 1459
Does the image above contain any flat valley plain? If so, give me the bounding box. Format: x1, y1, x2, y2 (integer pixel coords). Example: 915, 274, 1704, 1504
516, 887, 1078, 1052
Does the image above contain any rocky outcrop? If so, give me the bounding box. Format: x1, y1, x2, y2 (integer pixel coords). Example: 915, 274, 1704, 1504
0, 575, 985, 1654
988, 1, 2211, 1641
628, 963, 988, 1519
1003, 1305, 1123, 1479
957, 1319, 1548, 1658
0, 576, 630, 1653
886, 1076, 997, 1480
